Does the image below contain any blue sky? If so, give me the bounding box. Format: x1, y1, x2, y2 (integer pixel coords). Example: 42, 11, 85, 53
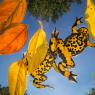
0, 0, 95, 95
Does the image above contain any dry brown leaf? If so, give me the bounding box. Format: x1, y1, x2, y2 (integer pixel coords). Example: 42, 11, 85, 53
0, 23, 28, 55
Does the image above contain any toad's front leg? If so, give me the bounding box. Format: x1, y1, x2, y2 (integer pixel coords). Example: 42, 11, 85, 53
33, 74, 53, 89
72, 17, 83, 33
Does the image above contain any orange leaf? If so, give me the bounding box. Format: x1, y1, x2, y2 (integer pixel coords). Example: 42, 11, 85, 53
0, 23, 28, 55
0, 1, 18, 31
10, 0, 27, 23
0, 0, 27, 32
5, 0, 27, 23
0, 1, 18, 22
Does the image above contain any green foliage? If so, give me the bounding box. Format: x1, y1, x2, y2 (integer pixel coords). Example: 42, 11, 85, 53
0, 85, 9, 95
28, 0, 81, 22
24, 91, 28, 95
87, 88, 95, 95
0, 85, 28, 95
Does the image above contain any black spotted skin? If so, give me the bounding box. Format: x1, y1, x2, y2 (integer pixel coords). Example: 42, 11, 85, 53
64, 28, 89, 56
29, 30, 58, 89
55, 18, 94, 83
31, 50, 55, 76
30, 49, 57, 89
27, 18, 95, 88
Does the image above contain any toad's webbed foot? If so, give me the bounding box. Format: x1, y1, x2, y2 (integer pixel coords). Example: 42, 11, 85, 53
87, 41, 95, 47
58, 62, 77, 83
69, 71, 77, 83
72, 17, 83, 33
76, 17, 83, 25
33, 75, 54, 89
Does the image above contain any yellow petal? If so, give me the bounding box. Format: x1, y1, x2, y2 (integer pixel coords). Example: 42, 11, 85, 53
26, 21, 48, 73
85, 0, 95, 39
8, 60, 27, 95
27, 44, 48, 73
27, 21, 47, 55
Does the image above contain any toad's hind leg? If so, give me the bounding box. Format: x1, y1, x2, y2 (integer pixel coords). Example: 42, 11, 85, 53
57, 43, 75, 68
58, 62, 77, 83
33, 75, 53, 89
